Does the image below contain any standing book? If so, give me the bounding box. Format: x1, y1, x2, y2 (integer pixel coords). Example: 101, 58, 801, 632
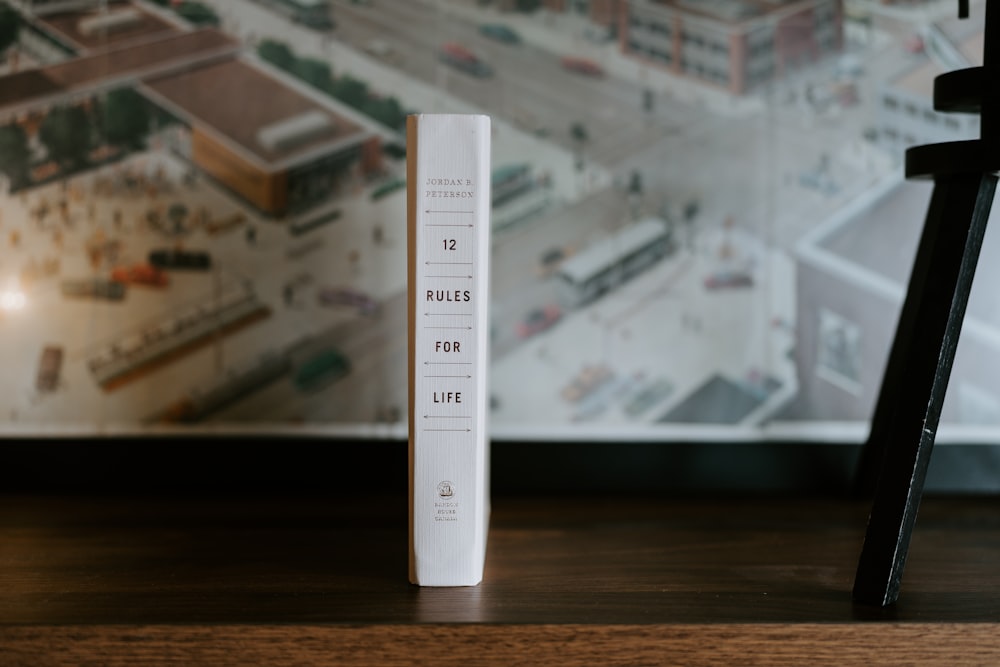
407, 113, 491, 586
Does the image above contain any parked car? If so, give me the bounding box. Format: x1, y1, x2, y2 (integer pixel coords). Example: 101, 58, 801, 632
61, 278, 126, 301
560, 56, 604, 77
798, 167, 839, 196
539, 246, 570, 276
111, 263, 169, 287
36, 345, 64, 393
317, 286, 379, 315
204, 212, 246, 236
831, 80, 858, 107
834, 53, 864, 79
479, 23, 521, 44
540, 246, 565, 267
624, 378, 674, 417
704, 268, 754, 290
583, 26, 613, 44
517, 304, 561, 339
149, 248, 212, 270
370, 178, 405, 201
364, 39, 397, 62
561, 364, 613, 403
439, 42, 493, 77
289, 209, 341, 237
904, 34, 925, 54
294, 348, 351, 391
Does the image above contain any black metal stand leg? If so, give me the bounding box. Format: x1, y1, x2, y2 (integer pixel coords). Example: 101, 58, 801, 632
853, 173, 997, 607
853, 183, 961, 498
853, 174, 996, 496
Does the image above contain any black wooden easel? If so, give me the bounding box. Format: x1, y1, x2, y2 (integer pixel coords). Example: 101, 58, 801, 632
853, 0, 1000, 607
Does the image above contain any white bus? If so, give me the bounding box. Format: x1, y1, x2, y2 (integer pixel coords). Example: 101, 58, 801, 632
555, 217, 673, 307
492, 163, 550, 230
492, 164, 533, 207
493, 185, 550, 230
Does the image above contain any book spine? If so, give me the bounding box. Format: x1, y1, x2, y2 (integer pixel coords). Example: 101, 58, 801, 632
407, 114, 491, 587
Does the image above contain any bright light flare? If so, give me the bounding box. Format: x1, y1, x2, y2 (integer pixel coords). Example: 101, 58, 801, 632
0, 289, 27, 311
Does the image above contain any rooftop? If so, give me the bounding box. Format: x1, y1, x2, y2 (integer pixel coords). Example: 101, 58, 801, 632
651, 0, 823, 25
35, 1, 181, 54
818, 180, 929, 287
891, 6, 985, 98
815, 180, 1000, 330
142, 57, 368, 169
0, 70, 62, 110
0, 28, 239, 116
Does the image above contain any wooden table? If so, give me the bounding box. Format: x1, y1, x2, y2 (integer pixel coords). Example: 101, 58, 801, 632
1, 494, 998, 665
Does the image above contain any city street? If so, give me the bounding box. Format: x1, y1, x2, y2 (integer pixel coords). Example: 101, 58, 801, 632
0, 0, 965, 438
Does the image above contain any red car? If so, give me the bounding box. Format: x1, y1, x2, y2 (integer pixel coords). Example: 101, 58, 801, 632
111, 263, 169, 287
439, 42, 493, 77
904, 34, 925, 54
561, 56, 604, 77
517, 304, 562, 339
704, 269, 753, 290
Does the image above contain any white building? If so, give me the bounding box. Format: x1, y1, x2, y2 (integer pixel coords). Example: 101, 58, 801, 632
621, 0, 842, 94
875, 21, 982, 160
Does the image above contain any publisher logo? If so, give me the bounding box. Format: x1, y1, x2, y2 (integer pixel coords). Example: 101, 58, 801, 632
437, 481, 455, 498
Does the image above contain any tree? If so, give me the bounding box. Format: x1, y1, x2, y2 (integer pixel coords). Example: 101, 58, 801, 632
292, 57, 334, 92
174, 1, 220, 26
39, 105, 93, 170
258, 39, 296, 71
96, 88, 151, 149
0, 123, 31, 189
627, 170, 643, 195
570, 121, 588, 170
330, 76, 369, 110
167, 203, 189, 234
0, 5, 20, 55
362, 96, 405, 131
627, 170, 643, 220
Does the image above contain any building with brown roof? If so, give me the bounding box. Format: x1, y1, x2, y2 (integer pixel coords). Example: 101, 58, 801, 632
0, 28, 240, 117
11, 0, 99, 17
12, 0, 184, 64
0, 2, 385, 216
143, 56, 382, 215
35, 1, 182, 53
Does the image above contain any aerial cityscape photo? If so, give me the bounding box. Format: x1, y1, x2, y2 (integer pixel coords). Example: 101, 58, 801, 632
0, 0, 996, 441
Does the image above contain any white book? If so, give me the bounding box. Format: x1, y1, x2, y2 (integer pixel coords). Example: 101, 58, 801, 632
407, 113, 491, 587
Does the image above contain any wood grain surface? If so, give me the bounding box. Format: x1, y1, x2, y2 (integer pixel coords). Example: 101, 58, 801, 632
3, 623, 1000, 667
1, 494, 999, 665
